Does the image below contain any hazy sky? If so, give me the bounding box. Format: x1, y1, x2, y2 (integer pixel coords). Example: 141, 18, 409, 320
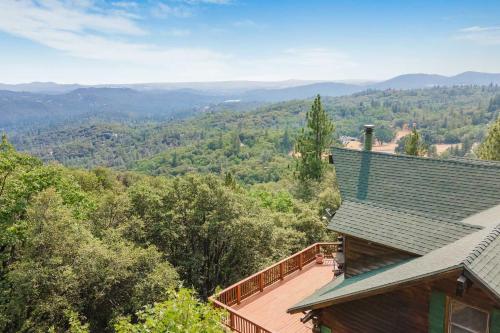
1, 0, 500, 84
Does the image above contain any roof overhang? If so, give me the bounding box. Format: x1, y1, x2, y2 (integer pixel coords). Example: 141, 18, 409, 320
288, 267, 461, 314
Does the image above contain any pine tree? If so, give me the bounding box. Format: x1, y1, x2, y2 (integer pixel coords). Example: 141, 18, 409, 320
478, 115, 500, 161
280, 128, 293, 153
295, 95, 334, 180
231, 131, 241, 155
404, 127, 428, 156
171, 151, 178, 167
224, 171, 236, 188
217, 133, 223, 149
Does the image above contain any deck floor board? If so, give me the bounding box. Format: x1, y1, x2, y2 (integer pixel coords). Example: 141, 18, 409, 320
232, 260, 336, 333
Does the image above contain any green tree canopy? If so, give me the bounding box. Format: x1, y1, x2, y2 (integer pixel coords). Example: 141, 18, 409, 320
478, 115, 500, 161
114, 288, 225, 333
5, 188, 179, 332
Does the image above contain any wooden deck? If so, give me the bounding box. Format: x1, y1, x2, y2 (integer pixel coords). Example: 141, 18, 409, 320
233, 259, 336, 332
210, 242, 341, 333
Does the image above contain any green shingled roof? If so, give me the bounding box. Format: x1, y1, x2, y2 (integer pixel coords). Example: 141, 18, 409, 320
289, 223, 500, 313
331, 200, 482, 255
329, 148, 500, 255
465, 225, 500, 300
332, 148, 500, 222
290, 149, 500, 313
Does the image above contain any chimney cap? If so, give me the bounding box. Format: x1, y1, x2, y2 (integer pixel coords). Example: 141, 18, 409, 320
364, 124, 375, 133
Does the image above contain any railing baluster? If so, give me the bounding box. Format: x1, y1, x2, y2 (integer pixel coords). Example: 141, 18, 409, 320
230, 312, 235, 328
210, 242, 340, 333
236, 284, 241, 304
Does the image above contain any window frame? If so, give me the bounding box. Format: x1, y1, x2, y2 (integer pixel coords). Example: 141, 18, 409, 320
447, 298, 490, 333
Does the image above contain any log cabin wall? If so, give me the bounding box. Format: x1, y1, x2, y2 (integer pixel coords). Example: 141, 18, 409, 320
344, 236, 416, 277
318, 272, 500, 333
319, 284, 430, 333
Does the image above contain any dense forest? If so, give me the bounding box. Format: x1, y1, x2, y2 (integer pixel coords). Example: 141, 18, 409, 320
10, 86, 500, 184
0, 131, 339, 332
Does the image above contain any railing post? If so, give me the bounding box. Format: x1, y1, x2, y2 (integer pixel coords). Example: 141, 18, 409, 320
236, 285, 241, 304
279, 262, 284, 280
259, 273, 264, 292
229, 312, 235, 328
298, 252, 303, 270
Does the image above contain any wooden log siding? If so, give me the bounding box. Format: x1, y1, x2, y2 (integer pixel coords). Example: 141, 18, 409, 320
210, 242, 341, 333
319, 285, 430, 333
318, 271, 500, 333
344, 236, 415, 277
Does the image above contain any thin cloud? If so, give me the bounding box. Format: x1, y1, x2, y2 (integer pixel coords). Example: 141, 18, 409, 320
455, 26, 500, 45
0, 1, 357, 81
112, 1, 139, 9
178, 0, 232, 4
233, 19, 262, 28
0, 0, 231, 81
235, 48, 358, 81
166, 28, 191, 37
152, 3, 193, 18
0, 0, 146, 36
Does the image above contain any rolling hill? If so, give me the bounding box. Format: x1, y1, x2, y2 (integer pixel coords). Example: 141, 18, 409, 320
2, 72, 500, 129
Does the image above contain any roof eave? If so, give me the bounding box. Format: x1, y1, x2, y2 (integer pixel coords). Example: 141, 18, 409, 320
463, 268, 500, 304
287, 266, 462, 314
326, 228, 426, 257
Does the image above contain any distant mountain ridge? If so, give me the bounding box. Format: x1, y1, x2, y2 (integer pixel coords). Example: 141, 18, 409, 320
370, 71, 500, 90
1, 71, 500, 129
1, 71, 499, 95
0, 88, 222, 128
0, 80, 325, 95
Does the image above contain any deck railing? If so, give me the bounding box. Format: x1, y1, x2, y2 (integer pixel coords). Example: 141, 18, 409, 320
210, 242, 341, 333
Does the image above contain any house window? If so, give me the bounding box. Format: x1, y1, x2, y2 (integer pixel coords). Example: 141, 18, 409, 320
448, 299, 489, 333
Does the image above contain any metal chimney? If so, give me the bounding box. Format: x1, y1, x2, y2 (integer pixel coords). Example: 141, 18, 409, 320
364, 125, 374, 151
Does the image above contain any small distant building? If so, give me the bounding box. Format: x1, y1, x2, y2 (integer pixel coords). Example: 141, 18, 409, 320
339, 135, 358, 146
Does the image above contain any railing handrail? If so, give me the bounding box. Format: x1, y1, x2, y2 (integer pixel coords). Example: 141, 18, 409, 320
213, 241, 341, 295
209, 242, 341, 333
211, 298, 273, 333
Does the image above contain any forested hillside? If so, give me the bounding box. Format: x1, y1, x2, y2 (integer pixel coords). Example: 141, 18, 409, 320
0, 88, 233, 129
3, 84, 500, 332
0, 135, 338, 332
10, 86, 500, 183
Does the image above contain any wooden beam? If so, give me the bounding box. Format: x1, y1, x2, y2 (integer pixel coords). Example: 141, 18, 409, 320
456, 274, 471, 297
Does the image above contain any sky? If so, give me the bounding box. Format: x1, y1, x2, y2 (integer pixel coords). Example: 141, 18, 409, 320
1, 0, 500, 84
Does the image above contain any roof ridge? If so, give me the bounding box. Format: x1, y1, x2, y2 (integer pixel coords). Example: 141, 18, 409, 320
344, 199, 483, 230
464, 224, 500, 266
333, 147, 500, 170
